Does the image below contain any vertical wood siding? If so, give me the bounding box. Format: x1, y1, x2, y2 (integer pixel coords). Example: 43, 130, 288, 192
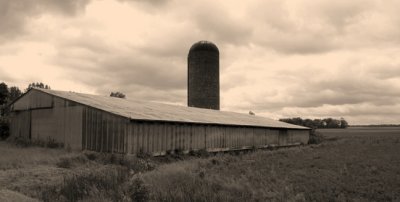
82, 107, 128, 153
124, 121, 309, 155
9, 111, 31, 139
10, 106, 83, 150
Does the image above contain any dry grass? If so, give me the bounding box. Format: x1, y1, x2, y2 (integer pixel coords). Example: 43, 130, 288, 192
0, 142, 69, 170
0, 127, 399, 201
0, 189, 38, 202
140, 127, 400, 202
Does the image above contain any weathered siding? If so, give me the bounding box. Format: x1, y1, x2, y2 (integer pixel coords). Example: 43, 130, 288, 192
63, 106, 83, 150
11, 106, 83, 150
10, 90, 84, 150
31, 109, 58, 141
9, 110, 31, 139
125, 121, 309, 155
12, 90, 53, 111
82, 107, 128, 153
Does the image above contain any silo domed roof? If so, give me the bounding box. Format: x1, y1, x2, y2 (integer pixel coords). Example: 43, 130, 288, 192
189, 41, 219, 53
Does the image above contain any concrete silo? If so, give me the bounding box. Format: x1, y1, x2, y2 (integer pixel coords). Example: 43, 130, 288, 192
188, 41, 220, 110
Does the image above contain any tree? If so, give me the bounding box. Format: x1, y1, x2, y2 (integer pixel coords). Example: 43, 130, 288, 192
0, 82, 10, 138
324, 118, 340, 128
110, 92, 126, 99
25, 82, 50, 92
312, 119, 323, 128
0, 82, 8, 106
8, 86, 22, 103
303, 119, 314, 128
340, 118, 349, 128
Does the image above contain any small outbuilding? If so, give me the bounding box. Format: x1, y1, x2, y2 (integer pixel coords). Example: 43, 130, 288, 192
9, 88, 309, 155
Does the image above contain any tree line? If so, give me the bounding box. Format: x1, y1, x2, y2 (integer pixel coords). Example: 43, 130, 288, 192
279, 117, 349, 129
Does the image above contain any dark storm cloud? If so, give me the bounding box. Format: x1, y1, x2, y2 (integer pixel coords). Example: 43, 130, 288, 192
0, 0, 90, 42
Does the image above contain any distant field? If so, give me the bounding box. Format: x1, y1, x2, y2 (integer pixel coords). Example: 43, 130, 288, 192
0, 127, 399, 201
319, 126, 400, 138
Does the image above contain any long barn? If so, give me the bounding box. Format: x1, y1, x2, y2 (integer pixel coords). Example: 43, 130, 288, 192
9, 88, 309, 155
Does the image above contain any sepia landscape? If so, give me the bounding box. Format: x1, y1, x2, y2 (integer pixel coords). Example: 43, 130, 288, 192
1, 0, 400, 201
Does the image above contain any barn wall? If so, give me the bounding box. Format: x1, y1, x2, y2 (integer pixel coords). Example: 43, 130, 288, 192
10, 90, 84, 150
9, 111, 31, 139
82, 107, 129, 153
12, 90, 53, 111
81, 110, 309, 155
122, 121, 309, 155
31, 109, 58, 141
29, 107, 83, 149
63, 106, 83, 150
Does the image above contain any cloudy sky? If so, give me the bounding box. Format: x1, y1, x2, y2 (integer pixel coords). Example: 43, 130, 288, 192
1, 0, 399, 125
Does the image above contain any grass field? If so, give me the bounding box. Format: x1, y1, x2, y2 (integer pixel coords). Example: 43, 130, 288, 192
0, 127, 399, 201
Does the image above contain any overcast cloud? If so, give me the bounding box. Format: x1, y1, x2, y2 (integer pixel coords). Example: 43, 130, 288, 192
0, 0, 399, 124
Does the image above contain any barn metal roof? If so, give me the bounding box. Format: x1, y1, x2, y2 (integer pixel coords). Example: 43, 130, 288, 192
34, 88, 308, 130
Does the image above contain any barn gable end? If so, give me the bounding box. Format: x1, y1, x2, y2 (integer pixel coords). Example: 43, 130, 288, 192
9, 89, 84, 150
